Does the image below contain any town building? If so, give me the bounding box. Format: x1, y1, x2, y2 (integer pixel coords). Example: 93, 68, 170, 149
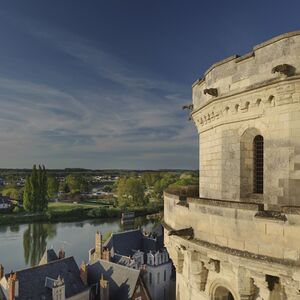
88, 227, 175, 300
0, 195, 11, 211
0, 249, 90, 300
86, 259, 150, 300
164, 30, 300, 299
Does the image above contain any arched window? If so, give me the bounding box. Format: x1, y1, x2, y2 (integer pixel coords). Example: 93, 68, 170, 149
253, 135, 264, 194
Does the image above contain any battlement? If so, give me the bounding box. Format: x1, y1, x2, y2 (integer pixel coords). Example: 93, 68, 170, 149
192, 30, 300, 110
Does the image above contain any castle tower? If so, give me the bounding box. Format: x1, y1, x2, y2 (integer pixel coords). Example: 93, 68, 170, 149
164, 31, 300, 300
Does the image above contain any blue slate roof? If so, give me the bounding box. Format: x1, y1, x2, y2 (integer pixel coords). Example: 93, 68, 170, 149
2, 257, 86, 300
88, 259, 140, 300
104, 227, 163, 258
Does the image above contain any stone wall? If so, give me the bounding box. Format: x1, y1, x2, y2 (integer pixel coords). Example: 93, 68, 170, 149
191, 31, 300, 208
164, 192, 300, 300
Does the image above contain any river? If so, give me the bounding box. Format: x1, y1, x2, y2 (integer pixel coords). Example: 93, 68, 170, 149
0, 217, 157, 272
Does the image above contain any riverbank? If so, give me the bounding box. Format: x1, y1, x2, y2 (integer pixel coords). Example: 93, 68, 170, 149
0, 202, 163, 225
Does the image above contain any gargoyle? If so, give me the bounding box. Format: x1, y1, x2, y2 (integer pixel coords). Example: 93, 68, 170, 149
204, 88, 218, 97
182, 104, 194, 110
271, 64, 295, 76
168, 227, 194, 240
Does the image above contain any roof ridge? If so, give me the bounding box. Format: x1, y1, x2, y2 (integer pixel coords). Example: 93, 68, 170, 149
5, 256, 76, 276
112, 229, 142, 236
97, 259, 141, 274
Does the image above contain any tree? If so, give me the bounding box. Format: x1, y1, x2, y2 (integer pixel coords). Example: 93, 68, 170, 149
117, 177, 146, 207
65, 174, 89, 194
47, 176, 59, 198
152, 173, 179, 201
141, 172, 161, 188
23, 165, 48, 212
23, 176, 33, 212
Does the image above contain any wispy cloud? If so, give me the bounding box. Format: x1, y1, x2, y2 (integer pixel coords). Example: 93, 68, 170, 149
0, 15, 197, 169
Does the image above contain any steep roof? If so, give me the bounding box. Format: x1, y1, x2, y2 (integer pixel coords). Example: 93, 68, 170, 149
105, 229, 143, 257
39, 249, 59, 265
105, 227, 163, 258
4, 257, 86, 300
88, 259, 140, 300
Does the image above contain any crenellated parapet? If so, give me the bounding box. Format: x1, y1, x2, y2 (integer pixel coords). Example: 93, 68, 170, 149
192, 31, 300, 112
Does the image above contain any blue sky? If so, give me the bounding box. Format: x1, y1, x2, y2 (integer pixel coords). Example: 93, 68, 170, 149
0, 0, 299, 169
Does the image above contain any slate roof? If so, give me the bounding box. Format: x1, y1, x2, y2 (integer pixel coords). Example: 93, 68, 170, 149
88, 259, 140, 300
112, 254, 132, 267
39, 249, 59, 265
4, 257, 86, 300
105, 229, 144, 257
104, 228, 162, 258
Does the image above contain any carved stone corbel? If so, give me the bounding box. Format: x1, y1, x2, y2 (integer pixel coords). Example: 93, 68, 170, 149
253, 274, 270, 300
271, 64, 295, 76
173, 247, 184, 274
204, 88, 218, 97
238, 267, 257, 300
168, 227, 194, 240
190, 252, 209, 291
206, 258, 220, 273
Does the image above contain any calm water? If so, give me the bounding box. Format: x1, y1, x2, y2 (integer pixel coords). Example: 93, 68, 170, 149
0, 217, 157, 272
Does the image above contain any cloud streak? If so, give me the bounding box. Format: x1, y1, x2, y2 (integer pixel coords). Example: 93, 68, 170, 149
0, 15, 197, 169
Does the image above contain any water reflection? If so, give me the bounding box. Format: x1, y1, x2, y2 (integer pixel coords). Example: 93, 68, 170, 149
0, 217, 157, 271
23, 223, 57, 266
10, 224, 20, 233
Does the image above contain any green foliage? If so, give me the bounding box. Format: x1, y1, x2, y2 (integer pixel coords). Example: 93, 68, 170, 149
168, 172, 199, 188
47, 176, 59, 198
61, 182, 70, 193
13, 206, 21, 214
141, 172, 162, 188
152, 173, 179, 200
2, 187, 22, 200
23, 165, 48, 212
103, 231, 112, 241
117, 177, 147, 207
102, 185, 113, 192
65, 174, 89, 193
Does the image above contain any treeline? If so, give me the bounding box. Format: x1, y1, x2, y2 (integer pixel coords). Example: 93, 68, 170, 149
116, 171, 198, 208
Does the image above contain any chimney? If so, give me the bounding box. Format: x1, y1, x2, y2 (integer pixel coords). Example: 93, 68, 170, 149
0, 264, 4, 279
95, 231, 103, 259
52, 276, 65, 300
99, 274, 109, 300
80, 261, 88, 285
58, 248, 65, 259
102, 247, 111, 262
8, 272, 19, 300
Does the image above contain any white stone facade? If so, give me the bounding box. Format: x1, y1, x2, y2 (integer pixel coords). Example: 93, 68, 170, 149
164, 31, 300, 300
144, 250, 173, 300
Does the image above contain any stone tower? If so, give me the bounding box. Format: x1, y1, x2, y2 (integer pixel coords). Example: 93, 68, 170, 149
164, 31, 300, 300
